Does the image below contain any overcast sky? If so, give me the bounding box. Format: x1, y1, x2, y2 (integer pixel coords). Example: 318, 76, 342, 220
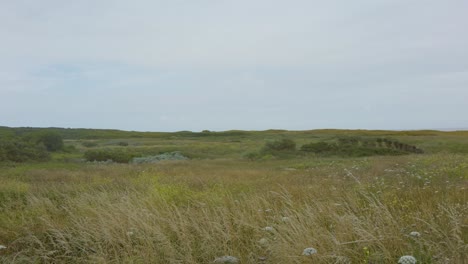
1, 0, 467, 131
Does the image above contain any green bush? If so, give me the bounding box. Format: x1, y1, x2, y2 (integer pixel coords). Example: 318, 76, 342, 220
337, 136, 360, 146
81, 141, 98, 148
300, 142, 335, 153
25, 132, 64, 152
84, 149, 136, 163
242, 151, 261, 161
0, 139, 50, 162
263, 139, 296, 152
62, 145, 77, 153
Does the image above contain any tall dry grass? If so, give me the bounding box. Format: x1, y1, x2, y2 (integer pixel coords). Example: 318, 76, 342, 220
0, 154, 467, 263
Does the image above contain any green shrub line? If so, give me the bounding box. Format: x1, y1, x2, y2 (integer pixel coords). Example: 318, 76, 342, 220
245, 137, 424, 160
299, 137, 424, 157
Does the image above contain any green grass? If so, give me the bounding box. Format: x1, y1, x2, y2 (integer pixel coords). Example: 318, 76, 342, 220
0, 128, 467, 263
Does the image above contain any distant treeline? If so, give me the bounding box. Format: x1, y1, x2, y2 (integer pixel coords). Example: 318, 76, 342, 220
2, 126, 467, 140
0, 126, 249, 140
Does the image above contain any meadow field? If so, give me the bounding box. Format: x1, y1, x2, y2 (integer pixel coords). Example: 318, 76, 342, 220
0, 128, 467, 263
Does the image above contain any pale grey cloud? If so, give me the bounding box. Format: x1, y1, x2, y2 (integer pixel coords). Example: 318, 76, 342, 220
1, 0, 467, 131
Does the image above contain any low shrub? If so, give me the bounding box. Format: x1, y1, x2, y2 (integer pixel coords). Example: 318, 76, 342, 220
81, 141, 98, 148
243, 139, 297, 160
84, 149, 137, 163
0, 139, 50, 162
242, 151, 261, 161
300, 142, 336, 153
62, 145, 78, 153
35, 132, 64, 152
263, 139, 296, 152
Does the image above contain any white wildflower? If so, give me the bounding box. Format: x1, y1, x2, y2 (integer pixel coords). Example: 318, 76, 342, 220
398, 255, 417, 264
409, 231, 421, 238
0, 245, 6, 250
302, 247, 317, 256
263, 226, 275, 232
258, 238, 268, 245
214, 256, 239, 263
126, 227, 137, 236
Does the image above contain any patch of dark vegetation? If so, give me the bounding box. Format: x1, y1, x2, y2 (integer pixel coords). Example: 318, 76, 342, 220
81, 141, 98, 148
300, 141, 334, 153
32, 132, 64, 152
263, 138, 296, 152
84, 149, 138, 163
244, 138, 298, 160
245, 137, 424, 160
300, 137, 423, 157
83, 148, 189, 163
0, 131, 65, 163
0, 139, 50, 162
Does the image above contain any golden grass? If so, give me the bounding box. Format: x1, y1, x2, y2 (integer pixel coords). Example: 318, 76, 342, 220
0, 154, 467, 263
